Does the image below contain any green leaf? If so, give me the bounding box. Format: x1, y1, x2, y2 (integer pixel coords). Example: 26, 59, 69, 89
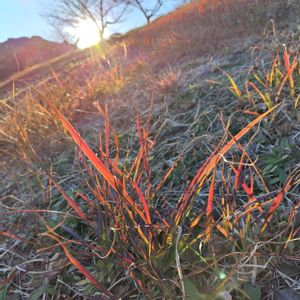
161, 245, 176, 269
29, 285, 57, 300
277, 167, 287, 184
183, 277, 205, 300
75, 278, 90, 286
243, 283, 261, 300
0, 284, 9, 300
270, 177, 281, 185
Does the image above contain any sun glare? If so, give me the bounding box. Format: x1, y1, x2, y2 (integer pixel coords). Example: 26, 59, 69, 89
73, 18, 101, 49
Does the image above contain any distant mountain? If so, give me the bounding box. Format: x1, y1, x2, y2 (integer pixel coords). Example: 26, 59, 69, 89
0, 36, 74, 81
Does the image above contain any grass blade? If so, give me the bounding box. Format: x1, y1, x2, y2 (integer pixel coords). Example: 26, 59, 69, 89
178, 104, 279, 226
35, 90, 149, 224
52, 179, 88, 221
45, 234, 113, 297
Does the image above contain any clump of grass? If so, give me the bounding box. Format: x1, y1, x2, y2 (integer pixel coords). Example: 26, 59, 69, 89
2, 42, 300, 299
1, 1, 300, 299
94, 65, 125, 97
155, 66, 181, 93
2, 84, 298, 299
247, 47, 299, 110
228, 46, 300, 111
0, 89, 63, 167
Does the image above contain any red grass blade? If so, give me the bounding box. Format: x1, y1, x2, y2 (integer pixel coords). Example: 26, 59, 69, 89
278, 53, 297, 97
234, 154, 245, 191
283, 48, 297, 97
52, 179, 88, 221
105, 102, 110, 157
132, 182, 152, 225
178, 105, 279, 226
262, 174, 295, 232
46, 234, 113, 297
76, 192, 96, 208
175, 150, 218, 225
0, 231, 33, 244
207, 166, 216, 217
37, 93, 149, 224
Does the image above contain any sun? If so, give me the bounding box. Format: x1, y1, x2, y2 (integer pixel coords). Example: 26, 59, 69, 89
72, 18, 102, 49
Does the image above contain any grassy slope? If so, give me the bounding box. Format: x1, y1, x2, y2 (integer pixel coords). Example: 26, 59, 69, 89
0, 36, 73, 81
1, 0, 300, 299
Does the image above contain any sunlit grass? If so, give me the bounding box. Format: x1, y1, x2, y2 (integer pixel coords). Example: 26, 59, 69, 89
1, 0, 300, 298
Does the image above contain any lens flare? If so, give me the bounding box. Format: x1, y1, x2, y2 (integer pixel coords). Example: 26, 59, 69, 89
73, 18, 101, 49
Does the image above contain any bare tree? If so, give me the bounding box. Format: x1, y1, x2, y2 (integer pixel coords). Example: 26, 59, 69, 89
129, 0, 163, 24
45, 0, 130, 42
48, 18, 78, 45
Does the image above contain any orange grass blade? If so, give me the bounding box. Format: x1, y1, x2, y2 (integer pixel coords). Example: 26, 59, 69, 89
207, 166, 216, 217
196, 105, 279, 185
262, 175, 295, 232
190, 213, 203, 228
278, 54, 297, 97
54, 112, 117, 187
229, 162, 264, 213
52, 179, 88, 221
12, 80, 15, 99
76, 192, 96, 208
37, 93, 149, 224
283, 48, 294, 96
267, 176, 294, 217
112, 130, 120, 166
175, 150, 216, 225
105, 102, 110, 157
153, 158, 179, 196
269, 56, 280, 88
46, 234, 113, 297
136, 226, 150, 247
0, 231, 33, 244
179, 105, 279, 226
234, 153, 245, 191
216, 224, 230, 239
205, 165, 216, 241
133, 182, 152, 225
136, 118, 151, 187
242, 110, 259, 116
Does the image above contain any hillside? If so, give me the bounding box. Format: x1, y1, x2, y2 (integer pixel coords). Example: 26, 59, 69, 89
0, 36, 73, 81
0, 0, 300, 299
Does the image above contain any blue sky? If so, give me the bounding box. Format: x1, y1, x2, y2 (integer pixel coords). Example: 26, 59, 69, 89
0, 0, 180, 43
0, 0, 49, 42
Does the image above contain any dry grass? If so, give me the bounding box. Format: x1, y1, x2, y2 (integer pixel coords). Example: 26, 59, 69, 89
1, 0, 300, 299
122, 0, 273, 65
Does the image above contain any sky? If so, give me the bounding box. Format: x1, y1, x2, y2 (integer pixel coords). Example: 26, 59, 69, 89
0, 0, 181, 44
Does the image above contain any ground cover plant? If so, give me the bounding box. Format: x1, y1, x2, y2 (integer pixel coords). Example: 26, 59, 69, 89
1, 0, 300, 299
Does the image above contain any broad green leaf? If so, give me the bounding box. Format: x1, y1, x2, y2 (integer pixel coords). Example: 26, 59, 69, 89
243, 283, 261, 300
183, 277, 205, 300
29, 285, 57, 300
